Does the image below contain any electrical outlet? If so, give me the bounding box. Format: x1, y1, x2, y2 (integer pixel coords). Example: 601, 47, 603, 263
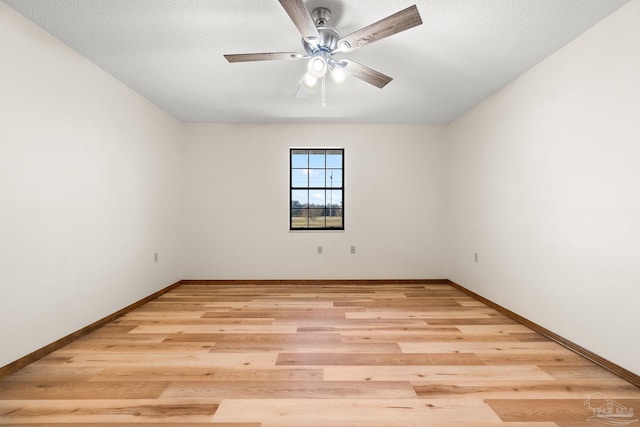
474, 253, 478, 263
317, 246, 323, 255
350, 245, 356, 254
154, 252, 158, 262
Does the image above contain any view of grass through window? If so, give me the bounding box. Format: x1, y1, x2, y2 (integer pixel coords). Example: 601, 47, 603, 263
290, 148, 344, 230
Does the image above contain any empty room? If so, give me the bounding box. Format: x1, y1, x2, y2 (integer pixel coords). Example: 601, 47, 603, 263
1, 0, 639, 425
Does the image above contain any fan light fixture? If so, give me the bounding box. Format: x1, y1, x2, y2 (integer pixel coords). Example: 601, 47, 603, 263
302, 73, 318, 88
224, 2, 423, 108
302, 53, 329, 89
330, 61, 347, 85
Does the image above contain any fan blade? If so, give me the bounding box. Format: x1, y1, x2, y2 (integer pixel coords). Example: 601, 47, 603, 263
278, 0, 320, 42
342, 59, 393, 89
224, 52, 303, 63
336, 5, 422, 53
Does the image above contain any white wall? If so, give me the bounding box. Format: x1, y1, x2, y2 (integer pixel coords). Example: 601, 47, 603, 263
0, 3, 184, 367
183, 124, 449, 280
448, 0, 640, 374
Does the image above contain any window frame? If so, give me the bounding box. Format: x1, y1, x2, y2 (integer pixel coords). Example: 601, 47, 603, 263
289, 148, 344, 231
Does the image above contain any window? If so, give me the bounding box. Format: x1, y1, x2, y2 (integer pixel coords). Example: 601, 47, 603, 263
290, 148, 344, 230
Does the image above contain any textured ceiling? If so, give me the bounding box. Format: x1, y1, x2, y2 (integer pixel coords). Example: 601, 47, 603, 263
2, 0, 630, 123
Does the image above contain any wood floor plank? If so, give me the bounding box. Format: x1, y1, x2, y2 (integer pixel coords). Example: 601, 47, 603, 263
414, 381, 640, 399
202, 309, 351, 319
322, 365, 556, 382
294, 321, 447, 331
76, 334, 167, 344
455, 325, 536, 334
399, 341, 564, 353
212, 398, 503, 424
0, 381, 169, 400
539, 365, 633, 382
486, 398, 640, 423
161, 380, 417, 399
60, 342, 216, 353
164, 332, 342, 344
291, 319, 447, 328
346, 311, 494, 319
212, 342, 403, 354
118, 311, 209, 319
340, 332, 516, 343
425, 317, 519, 325
114, 318, 275, 326
275, 352, 485, 366
90, 367, 324, 382
475, 353, 592, 366
128, 324, 295, 334
0, 399, 218, 424
57, 352, 279, 368
1, 282, 637, 426
0, 366, 104, 383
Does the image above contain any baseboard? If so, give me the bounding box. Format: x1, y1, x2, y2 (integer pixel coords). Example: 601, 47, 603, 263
181, 279, 450, 285
0, 280, 182, 379
447, 280, 640, 388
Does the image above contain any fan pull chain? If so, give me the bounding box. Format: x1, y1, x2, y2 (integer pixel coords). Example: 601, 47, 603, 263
321, 75, 326, 109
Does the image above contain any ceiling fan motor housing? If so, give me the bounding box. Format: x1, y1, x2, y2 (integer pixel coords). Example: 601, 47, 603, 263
303, 27, 341, 54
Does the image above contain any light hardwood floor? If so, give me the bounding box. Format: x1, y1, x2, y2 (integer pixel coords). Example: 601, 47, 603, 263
1, 283, 638, 426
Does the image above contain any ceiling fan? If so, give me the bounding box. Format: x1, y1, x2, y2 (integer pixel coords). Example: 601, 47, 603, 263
224, 0, 423, 102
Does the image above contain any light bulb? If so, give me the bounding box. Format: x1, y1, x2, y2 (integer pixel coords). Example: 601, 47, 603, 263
301, 72, 318, 88
311, 58, 325, 72
307, 56, 327, 79
330, 65, 347, 85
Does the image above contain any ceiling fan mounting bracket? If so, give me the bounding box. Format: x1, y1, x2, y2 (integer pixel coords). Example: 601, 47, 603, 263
311, 7, 331, 27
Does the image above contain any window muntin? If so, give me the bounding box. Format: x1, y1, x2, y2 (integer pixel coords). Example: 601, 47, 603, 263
290, 148, 344, 230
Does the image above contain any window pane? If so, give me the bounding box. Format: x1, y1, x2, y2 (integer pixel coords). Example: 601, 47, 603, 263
291, 150, 308, 168
309, 220, 326, 228
291, 190, 308, 208
308, 169, 325, 187
327, 189, 342, 209
309, 190, 325, 206
308, 206, 326, 228
326, 214, 343, 229
309, 150, 325, 168
327, 169, 342, 187
291, 209, 308, 228
291, 169, 308, 187
326, 150, 342, 168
